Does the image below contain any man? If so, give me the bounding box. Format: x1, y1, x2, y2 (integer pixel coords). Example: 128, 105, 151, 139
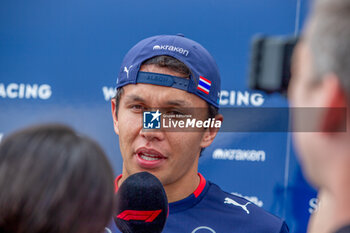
109, 34, 288, 232
288, 0, 350, 233
0, 124, 115, 233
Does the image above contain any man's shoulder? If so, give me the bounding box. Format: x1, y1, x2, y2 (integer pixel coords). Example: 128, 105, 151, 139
165, 181, 289, 232
198, 181, 289, 232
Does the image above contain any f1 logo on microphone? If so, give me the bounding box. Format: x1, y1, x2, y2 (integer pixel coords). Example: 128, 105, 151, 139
143, 110, 161, 129
117, 210, 162, 222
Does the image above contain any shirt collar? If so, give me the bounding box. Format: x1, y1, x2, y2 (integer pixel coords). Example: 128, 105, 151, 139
114, 173, 206, 196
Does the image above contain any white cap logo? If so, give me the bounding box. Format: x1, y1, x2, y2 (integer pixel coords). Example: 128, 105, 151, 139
152, 45, 189, 56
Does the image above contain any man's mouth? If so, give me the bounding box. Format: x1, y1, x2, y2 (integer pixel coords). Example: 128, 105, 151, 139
138, 152, 163, 161
135, 148, 166, 168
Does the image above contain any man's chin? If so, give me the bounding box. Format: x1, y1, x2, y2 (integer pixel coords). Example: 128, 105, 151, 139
128, 166, 164, 179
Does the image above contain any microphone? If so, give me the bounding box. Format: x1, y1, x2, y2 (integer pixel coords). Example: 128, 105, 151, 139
114, 172, 168, 233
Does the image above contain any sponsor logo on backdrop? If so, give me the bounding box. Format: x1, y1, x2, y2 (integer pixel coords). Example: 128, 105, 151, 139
0, 83, 52, 100
102, 86, 116, 101
231, 192, 264, 207
191, 226, 216, 233
153, 45, 189, 56
224, 197, 251, 214
309, 197, 319, 214
212, 148, 266, 162
219, 90, 264, 106
0, 133, 3, 143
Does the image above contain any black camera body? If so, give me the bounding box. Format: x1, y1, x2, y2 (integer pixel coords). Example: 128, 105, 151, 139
249, 36, 299, 94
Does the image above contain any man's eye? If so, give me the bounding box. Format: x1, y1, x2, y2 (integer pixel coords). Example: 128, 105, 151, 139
131, 105, 144, 111
167, 110, 184, 115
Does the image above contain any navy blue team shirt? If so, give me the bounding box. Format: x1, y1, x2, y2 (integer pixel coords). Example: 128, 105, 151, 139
106, 173, 289, 233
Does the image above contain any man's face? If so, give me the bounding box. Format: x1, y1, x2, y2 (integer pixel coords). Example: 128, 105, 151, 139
112, 65, 216, 189
288, 41, 327, 186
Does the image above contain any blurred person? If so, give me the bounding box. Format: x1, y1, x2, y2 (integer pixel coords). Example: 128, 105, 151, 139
0, 124, 115, 233
289, 0, 350, 232
109, 34, 289, 232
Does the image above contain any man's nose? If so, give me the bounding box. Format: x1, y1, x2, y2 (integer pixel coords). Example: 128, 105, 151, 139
139, 128, 165, 141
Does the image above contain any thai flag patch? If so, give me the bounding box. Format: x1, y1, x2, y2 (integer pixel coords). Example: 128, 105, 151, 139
197, 76, 211, 94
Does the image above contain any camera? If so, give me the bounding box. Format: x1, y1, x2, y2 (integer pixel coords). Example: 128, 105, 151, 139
249, 36, 299, 94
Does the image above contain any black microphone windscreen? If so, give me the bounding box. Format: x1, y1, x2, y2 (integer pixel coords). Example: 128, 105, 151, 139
114, 172, 168, 233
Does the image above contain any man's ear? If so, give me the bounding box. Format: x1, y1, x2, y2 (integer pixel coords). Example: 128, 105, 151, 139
319, 74, 347, 133
111, 99, 119, 135
200, 114, 224, 148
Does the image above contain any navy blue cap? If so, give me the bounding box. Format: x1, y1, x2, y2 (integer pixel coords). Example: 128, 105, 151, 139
116, 34, 221, 108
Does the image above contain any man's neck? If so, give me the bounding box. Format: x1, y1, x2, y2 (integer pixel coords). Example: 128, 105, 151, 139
164, 171, 201, 203
330, 168, 350, 231
308, 160, 350, 233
